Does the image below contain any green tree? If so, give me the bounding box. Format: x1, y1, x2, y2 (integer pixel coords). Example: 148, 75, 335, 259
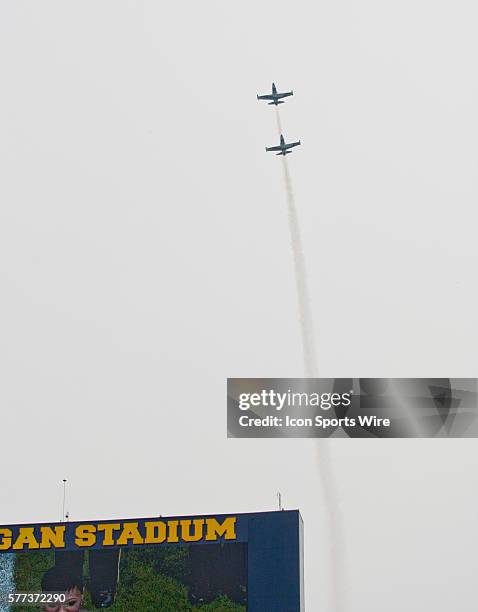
92, 556, 193, 612
12, 551, 54, 612
193, 595, 245, 612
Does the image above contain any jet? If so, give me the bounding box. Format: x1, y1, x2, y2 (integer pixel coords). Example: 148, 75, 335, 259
266, 134, 301, 156
257, 82, 293, 105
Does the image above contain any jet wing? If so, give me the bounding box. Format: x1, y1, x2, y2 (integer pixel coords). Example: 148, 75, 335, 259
257, 94, 274, 100
276, 91, 293, 98
286, 141, 301, 148
266, 146, 282, 152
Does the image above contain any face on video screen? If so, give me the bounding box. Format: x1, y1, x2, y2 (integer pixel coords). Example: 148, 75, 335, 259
43, 587, 83, 612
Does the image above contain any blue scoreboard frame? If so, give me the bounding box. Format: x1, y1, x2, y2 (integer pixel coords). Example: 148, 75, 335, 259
0, 509, 304, 611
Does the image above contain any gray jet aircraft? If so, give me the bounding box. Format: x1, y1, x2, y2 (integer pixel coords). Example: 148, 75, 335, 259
266, 134, 301, 156
257, 82, 293, 105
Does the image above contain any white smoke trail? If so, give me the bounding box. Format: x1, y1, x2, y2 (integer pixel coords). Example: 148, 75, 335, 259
281, 156, 318, 378
276, 107, 346, 612
314, 441, 346, 612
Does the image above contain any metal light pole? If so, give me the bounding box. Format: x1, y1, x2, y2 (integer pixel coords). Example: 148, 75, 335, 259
277, 491, 283, 511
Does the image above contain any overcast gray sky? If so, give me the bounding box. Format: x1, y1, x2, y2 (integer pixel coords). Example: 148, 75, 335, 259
0, 1, 477, 610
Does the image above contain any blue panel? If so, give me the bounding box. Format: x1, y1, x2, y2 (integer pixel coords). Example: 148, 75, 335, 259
247, 510, 303, 612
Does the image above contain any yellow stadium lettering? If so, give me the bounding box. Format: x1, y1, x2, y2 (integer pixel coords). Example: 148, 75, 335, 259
97, 524, 121, 546
144, 521, 167, 544
167, 520, 179, 543
180, 519, 205, 542
75, 525, 96, 547
0, 529, 12, 551
116, 523, 144, 546
12, 528, 39, 550
205, 517, 237, 541
40, 526, 66, 549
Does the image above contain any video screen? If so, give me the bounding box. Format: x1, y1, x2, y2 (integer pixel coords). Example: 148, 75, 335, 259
0, 543, 247, 611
